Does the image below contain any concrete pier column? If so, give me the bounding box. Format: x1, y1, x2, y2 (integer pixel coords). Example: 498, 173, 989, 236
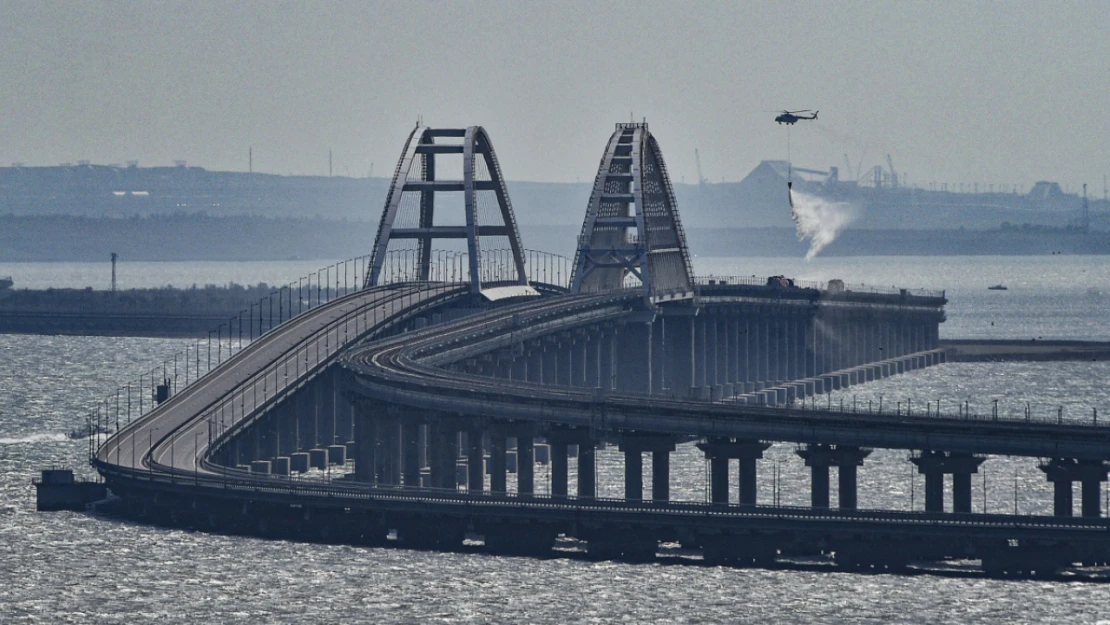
376, 419, 400, 485
526, 344, 544, 383
489, 434, 507, 495
663, 315, 694, 397
616, 321, 652, 394
551, 441, 569, 498
352, 403, 375, 483
427, 423, 458, 490
467, 428, 485, 494
710, 456, 729, 504
651, 318, 666, 395
510, 355, 527, 382
584, 332, 601, 388
570, 337, 586, 387
699, 438, 770, 506
757, 317, 771, 386
1083, 478, 1102, 518
952, 471, 972, 514
798, 444, 870, 510
555, 339, 572, 386
516, 436, 534, 497
652, 450, 670, 502
693, 316, 707, 389
317, 373, 337, 445
738, 456, 758, 506
1040, 459, 1110, 517
401, 420, 421, 488
924, 470, 944, 512
1054, 480, 1074, 517
913, 451, 984, 514
624, 449, 643, 502
542, 345, 558, 386
599, 331, 616, 391
705, 314, 719, 389
839, 463, 859, 510
577, 441, 596, 499
619, 434, 675, 502
810, 462, 831, 508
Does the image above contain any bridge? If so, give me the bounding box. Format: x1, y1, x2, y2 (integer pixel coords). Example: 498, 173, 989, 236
89, 123, 1110, 578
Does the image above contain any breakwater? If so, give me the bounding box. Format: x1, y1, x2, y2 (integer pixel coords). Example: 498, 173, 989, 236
0, 283, 283, 337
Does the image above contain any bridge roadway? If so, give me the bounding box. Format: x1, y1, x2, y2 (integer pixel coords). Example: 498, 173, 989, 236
96, 282, 467, 477
343, 288, 1110, 461
93, 282, 1110, 570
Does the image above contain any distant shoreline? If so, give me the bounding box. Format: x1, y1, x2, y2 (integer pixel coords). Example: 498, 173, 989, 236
2, 214, 1110, 262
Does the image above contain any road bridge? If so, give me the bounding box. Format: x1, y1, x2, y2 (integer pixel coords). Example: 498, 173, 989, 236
86, 123, 1110, 578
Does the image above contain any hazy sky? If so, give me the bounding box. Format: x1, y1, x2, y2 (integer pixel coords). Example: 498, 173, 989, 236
2, 1, 1107, 192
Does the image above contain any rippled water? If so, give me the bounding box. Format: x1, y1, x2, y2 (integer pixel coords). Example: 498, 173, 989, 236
4, 257, 1110, 623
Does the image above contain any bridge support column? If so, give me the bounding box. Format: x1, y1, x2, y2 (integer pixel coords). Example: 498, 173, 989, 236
570, 336, 586, 387
550, 441, 569, 498
542, 344, 558, 386
526, 343, 543, 384
584, 331, 601, 388
698, 438, 771, 506
376, 419, 400, 486
578, 441, 596, 499
619, 434, 676, 502
427, 422, 458, 490
467, 428, 485, 494
710, 455, 729, 504
651, 317, 666, 395
1039, 459, 1110, 517
489, 434, 507, 495
516, 436, 534, 497
705, 313, 719, 392
663, 314, 694, 397
912, 451, 985, 513
616, 321, 652, 394
599, 330, 616, 391
624, 449, 643, 502
797, 444, 873, 509
352, 401, 375, 482
652, 449, 670, 502
401, 420, 421, 488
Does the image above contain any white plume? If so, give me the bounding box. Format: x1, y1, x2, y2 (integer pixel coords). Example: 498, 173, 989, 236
789, 188, 857, 261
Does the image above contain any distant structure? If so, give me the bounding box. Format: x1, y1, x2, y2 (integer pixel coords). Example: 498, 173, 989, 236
110, 252, 118, 292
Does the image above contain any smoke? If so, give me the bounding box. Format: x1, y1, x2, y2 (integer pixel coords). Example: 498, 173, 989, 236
789, 189, 857, 261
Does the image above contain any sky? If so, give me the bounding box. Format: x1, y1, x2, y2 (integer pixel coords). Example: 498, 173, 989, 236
1, 1, 1107, 193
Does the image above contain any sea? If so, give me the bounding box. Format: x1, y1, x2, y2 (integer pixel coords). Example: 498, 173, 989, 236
3, 255, 1110, 624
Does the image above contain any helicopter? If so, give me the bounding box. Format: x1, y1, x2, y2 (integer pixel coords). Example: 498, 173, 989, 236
774, 109, 818, 125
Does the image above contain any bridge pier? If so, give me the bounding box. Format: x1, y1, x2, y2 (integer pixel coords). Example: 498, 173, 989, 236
1039, 459, 1110, 517
619, 434, 677, 502
402, 420, 422, 487
616, 321, 652, 394
911, 451, 985, 513
662, 314, 694, 397
697, 438, 771, 505
467, 427, 485, 494
426, 421, 458, 490
796, 444, 872, 509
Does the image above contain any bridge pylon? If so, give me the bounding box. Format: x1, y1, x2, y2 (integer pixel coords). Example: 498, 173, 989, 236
570, 122, 695, 303
366, 125, 529, 294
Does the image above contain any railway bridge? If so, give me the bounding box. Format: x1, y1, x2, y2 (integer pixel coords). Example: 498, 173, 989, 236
90, 123, 1110, 577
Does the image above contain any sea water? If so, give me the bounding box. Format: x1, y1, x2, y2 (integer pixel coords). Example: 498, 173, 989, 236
3, 256, 1110, 623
